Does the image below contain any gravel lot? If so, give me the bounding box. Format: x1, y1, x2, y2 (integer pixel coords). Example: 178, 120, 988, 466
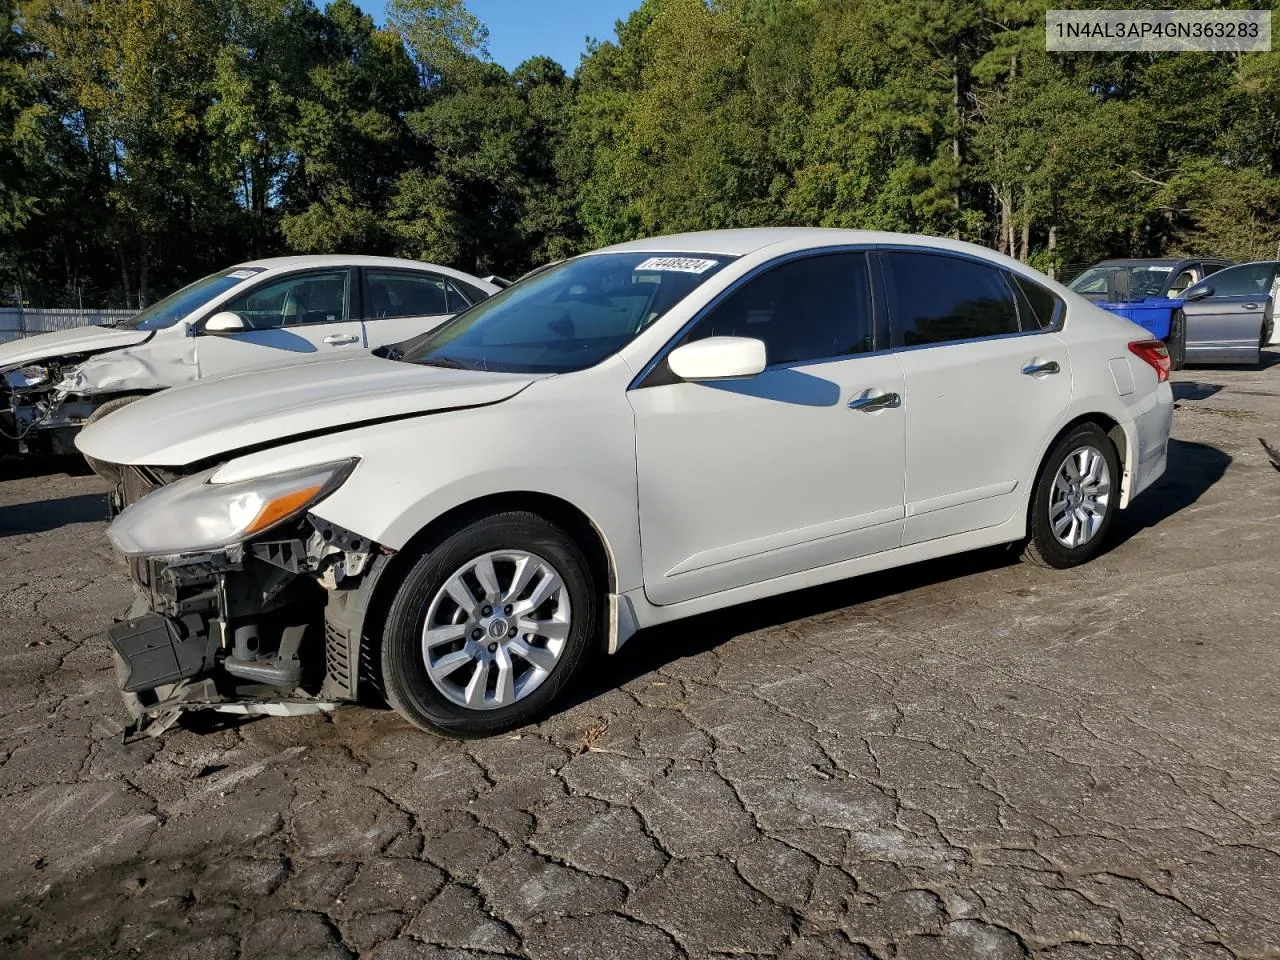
1, 360, 1279, 960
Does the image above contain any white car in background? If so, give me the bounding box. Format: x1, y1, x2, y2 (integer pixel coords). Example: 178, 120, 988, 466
0, 256, 499, 477
79, 229, 1174, 738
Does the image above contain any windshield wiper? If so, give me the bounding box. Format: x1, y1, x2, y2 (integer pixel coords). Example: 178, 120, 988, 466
419, 355, 469, 369
372, 343, 404, 361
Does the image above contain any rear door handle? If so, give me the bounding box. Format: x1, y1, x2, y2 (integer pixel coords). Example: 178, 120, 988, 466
1022, 359, 1060, 376
323, 333, 361, 346
848, 390, 901, 412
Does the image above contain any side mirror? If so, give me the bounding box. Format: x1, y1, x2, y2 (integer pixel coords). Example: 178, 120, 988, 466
1184, 285, 1212, 302
204, 311, 246, 334
668, 336, 767, 382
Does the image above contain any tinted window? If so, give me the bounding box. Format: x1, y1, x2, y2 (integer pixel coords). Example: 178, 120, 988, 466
887, 253, 1019, 346
1185, 262, 1279, 299
367, 271, 449, 319
400, 252, 734, 374
220, 271, 348, 329
682, 253, 873, 365
451, 278, 492, 305
1012, 274, 1062, 330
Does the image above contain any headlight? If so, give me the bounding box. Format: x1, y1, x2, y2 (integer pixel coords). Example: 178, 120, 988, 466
3, 365, 50, 390
107, 459, 357, 557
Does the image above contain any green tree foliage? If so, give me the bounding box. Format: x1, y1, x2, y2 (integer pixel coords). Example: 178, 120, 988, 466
2, 0, 1279, 306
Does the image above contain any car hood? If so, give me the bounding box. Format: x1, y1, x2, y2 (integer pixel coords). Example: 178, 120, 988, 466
0, 325, 150, 370
76, 354, 549, 467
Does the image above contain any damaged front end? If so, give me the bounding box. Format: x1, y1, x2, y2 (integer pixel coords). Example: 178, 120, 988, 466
0, 358, 101, 456
106, 460, 384, 737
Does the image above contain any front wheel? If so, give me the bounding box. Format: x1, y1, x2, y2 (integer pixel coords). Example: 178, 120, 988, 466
82, 395, 142, 484
1021, 423, 1120, 569
379, 512, 598, 737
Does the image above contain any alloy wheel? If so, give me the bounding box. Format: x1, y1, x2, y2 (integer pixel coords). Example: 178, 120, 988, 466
1049, 445, 1112, 549
420, 550, 571, 710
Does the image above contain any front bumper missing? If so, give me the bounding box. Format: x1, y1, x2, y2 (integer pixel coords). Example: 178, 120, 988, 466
107, 514, 384, 737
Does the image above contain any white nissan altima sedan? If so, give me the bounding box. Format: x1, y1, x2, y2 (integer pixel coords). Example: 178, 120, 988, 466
78, 229, 1174, 737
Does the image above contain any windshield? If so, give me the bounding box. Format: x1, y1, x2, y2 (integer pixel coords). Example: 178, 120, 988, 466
1068, 265, 1173, 299
114, 267, 265, 330
399, 252, 735, 373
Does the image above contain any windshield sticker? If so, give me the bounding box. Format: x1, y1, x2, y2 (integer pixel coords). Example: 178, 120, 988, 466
226, 268, 264, 280
635, 256, 719, 274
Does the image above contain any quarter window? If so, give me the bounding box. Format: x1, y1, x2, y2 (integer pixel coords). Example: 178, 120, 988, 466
219, 271, 349, 329
681, 252, 874, 365
1011, 274, 1063, 330
885, 253, 1019, 346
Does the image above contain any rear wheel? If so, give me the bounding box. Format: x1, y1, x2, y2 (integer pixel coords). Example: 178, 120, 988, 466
1167, 311, 1187, 371
379, 512, 597, 737
82, 396, 142, 484
1021, 423, 1120, 569
1259, 317, 1273, 368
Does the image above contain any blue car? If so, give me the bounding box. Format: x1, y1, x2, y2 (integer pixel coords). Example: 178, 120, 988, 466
1067, 258, 1232, 367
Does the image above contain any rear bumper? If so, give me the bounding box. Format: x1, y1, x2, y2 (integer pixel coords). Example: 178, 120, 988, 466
1127, 381, 1174, 502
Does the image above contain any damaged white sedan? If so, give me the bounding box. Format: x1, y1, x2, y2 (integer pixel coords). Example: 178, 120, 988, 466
78, 229, 1173, 739
0, 256, 498, 477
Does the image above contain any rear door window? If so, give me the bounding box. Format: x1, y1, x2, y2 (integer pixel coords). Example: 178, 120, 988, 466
884, 252, 1020, 347
366, 271, 453, 319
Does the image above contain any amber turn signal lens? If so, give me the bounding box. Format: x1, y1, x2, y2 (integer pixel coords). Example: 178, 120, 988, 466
244, 484, 324, 536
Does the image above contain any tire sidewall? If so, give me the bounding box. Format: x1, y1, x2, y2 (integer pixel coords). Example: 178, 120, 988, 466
1028, 425, 1121, 568
380, 514, 597, 737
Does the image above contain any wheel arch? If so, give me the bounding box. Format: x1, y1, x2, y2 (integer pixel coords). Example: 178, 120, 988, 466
1025, 412, 1131, 531
345, 490, 621, 701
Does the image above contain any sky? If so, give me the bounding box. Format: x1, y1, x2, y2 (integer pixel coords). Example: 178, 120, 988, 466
362, 0, 641, 73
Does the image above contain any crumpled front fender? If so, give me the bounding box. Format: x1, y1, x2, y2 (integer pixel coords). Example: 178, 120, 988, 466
61, 338, 198, 395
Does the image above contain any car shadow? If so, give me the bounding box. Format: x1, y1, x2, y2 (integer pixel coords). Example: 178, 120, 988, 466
565, 544, 1020, 711
1108, 437, 1230, 548
566, 437, 1231, 712
0, 455, 92, 481
0, 492, 109, 536
1172, 381, 1223, 402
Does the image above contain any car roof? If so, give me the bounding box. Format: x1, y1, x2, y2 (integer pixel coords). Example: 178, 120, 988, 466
228, 255, 493, 286
593, 227, 1037, 263
1093, 257, 1229, 267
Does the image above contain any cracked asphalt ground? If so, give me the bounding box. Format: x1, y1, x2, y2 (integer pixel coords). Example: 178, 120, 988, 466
1, 362, 1279, 960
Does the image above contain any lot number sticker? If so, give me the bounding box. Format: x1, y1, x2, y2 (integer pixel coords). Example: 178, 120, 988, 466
636, 257, 719, 274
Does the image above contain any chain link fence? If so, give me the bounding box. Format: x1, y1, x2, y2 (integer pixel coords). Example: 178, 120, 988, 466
0, 308, 136, 344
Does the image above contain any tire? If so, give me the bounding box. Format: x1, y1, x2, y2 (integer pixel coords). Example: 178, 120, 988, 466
82, 396, 142, 484
1167, 311, 1186, 371
1021, 423, 1121, 570
379, 511, 598, 737
1258, 317, 1273, 369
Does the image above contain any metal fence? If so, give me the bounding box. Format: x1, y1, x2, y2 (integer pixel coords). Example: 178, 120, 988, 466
0, 307, 136, 344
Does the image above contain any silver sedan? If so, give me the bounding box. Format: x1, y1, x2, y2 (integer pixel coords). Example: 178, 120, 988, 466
1178, 261, 1278, 366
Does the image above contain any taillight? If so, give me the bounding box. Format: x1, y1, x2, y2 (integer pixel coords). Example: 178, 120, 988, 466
1128, 339, 1170, 383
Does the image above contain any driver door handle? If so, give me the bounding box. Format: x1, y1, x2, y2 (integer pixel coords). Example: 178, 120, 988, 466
1244, 303, 1260, 310
848, 391, 901, 412
1022, 359, 1060, 376
323, 333, 361, 346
